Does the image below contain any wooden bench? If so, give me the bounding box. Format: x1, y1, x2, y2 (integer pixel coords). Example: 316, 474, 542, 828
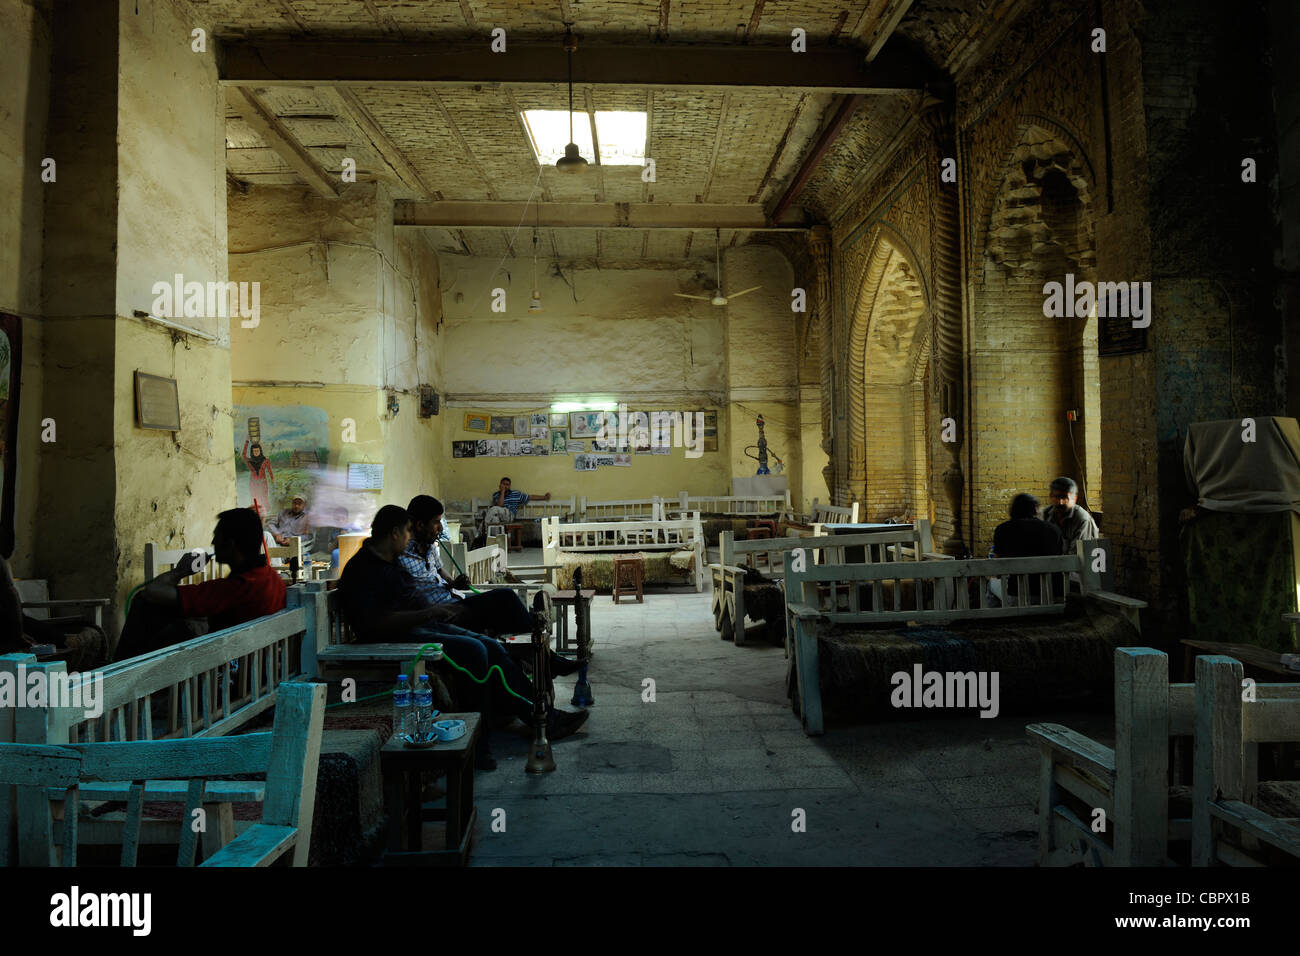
0, 681, 325, 867
1, 592, 315, 863
1027, 648, 1193, 866
709, 521, 948, 645
662, 491, 792, 521
792, 499, 861, 526
542, 515, 707, 591
1192, 654, 1300, 865
783, 541, 1147, 735
579, 496, 664, 521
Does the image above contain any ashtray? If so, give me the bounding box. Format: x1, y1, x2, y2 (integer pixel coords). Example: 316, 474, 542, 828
432, 719, 467, 742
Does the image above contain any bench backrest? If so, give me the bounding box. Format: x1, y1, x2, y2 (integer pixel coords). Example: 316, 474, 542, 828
1, 600, 312, 748
664, 491, 792, 519
0, 681, 325, 867
472, 496, 577, 522
543, 515, 707, 590
784, 540, 1098, 624
579, 496, 664, 522
1192, 654, 1300, 865
720, 520, 940, 574
807, 498, 861, 524
143, 543, 227, 584
266, 537, 303, 579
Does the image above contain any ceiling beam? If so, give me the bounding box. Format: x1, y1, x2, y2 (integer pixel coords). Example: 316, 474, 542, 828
226, 87, 338, 198
395, 201, 808, 231
317, 87, 437, 199
767, 94, 863, 224
218, 41, 930, 94
864, 0, 916, 61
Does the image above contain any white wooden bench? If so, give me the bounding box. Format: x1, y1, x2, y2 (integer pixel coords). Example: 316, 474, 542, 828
783, 541, 1147, 734
0, 681, 325, 867
578, 496, 664, 521
1027, 648, 1193, 866
542, 515, 707, 591
143, 543, 227, 583
792, 499, 861, 526
1192, 654, 1300, 865
0, 592, 316, 864
662, 492, 792, 520
710, 521, 949, 645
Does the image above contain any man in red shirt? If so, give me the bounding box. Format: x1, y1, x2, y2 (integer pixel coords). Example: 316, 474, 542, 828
113, 509, 286, 662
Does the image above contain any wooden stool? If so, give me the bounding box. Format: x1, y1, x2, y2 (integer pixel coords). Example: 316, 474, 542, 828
748, 518, 777, 538
746, 526, 773, 541
380, 713, 480, 866
612, 555, 645, 604
504, 523, 524, 552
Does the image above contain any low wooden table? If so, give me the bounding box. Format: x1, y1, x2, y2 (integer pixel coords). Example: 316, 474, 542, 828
553, 589, 595, 659
1180, 639, 1300, 681
380, 713, 481, 867
505, 523, 524, 552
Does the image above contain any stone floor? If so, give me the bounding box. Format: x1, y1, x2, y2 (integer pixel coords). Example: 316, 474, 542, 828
464, 547, 1115, 866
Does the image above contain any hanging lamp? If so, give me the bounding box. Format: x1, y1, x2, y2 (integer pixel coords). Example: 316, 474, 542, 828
555, 29, 589, 173
529, 229, 543, 312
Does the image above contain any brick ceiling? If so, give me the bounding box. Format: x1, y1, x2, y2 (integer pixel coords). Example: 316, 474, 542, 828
205, 0, 1023, 264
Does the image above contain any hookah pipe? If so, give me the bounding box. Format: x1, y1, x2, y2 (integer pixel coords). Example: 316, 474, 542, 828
743, 414, 785, 476
525, 588, 556, 774
570, 566, 594, 707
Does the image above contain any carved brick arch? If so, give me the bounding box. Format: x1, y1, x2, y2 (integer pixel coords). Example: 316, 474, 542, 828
845, 223, 930, 510
980, 117, 1097, 277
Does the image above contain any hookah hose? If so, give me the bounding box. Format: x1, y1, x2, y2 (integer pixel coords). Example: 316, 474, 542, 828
440, 545, 484, 594
324, 641, 534, 710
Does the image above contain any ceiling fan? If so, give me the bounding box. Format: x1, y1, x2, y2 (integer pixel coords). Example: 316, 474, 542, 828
674, 229, 761, 307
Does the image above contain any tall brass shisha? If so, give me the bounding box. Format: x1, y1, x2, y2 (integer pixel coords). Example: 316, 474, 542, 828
525, 590, 556, 773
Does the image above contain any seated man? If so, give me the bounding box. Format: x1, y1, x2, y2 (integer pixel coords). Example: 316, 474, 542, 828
481, 476, 550, 534
990, 493, 1066, 605
114, 509, 287, 662
0, 552, 108, 671
268, 496, 312, 547
339, 505, 588, 756
401, 495, 579, 675
1040, 476, 1099, 553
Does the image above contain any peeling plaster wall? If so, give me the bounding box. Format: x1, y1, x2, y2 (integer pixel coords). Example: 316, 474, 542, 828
111, 0, 232, 619
229, 183, 445, 520
436, 246, 803, 506
0, 0, 51, 576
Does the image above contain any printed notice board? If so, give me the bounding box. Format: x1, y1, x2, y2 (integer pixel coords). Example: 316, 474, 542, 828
347, 462, 384, 490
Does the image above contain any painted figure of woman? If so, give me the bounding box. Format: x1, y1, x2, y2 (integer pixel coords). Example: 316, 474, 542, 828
242, 437, 274, 516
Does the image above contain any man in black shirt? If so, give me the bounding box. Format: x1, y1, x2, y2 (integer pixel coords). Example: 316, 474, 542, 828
339, 505, 588, 752
991, 493, 1065, 605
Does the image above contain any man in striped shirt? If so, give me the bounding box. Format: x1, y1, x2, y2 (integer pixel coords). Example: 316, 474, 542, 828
482, 476, 550, 534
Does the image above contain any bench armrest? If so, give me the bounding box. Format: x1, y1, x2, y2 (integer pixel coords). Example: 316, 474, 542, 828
24, 598, 112, 609
1026, 721, 1117, 778
200, 823, 297, 867
785, 603, 823, 621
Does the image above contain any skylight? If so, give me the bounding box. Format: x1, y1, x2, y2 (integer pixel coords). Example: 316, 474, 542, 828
521, 110, 647, 166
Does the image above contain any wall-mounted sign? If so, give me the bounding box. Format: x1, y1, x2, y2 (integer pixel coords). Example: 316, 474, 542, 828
135, 372, 181, 431
347, 462, 384, 490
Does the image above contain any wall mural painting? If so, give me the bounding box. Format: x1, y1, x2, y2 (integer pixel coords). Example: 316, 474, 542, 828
0, 315, 21, 557
234, 404, 330, 519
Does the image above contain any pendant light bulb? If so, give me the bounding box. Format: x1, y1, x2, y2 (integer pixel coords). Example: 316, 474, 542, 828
556, 29, 589, 174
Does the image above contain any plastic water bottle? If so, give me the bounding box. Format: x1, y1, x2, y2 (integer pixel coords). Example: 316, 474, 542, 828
393, 674, 413, 741
413, 674, 435, 742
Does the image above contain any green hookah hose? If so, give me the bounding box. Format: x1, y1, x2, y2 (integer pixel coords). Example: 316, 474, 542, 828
324, 642, 534, 709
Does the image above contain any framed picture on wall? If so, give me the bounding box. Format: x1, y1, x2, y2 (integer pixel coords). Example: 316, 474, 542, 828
550, 429, 569, 454
514, 417, 530, 438
701, 410, 718, 453
570, 411, 606, 438
135, 372, 181, 431
463, 413, 489, 432
452, 441, 476, 458
490, 416, 515, 434
548, 413, 568, 429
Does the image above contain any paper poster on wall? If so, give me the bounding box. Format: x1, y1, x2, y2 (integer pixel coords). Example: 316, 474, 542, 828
652, 445, 671, 456
593, 455, 615, 467
518, 440, 533, 455
550, 429, 569, 454
532, 441, 549, 456
530, 413, 548, 427
347, 462, 384, 490
463, 413, 489, 432
514, 417, 530, 438
566, 439, 586, 453
701, 410, 718, 452
612, 454, 631, 467
530, 425, 548, 439
548, 413, 568, 429
452, 441, 476, 458
476, 439, 498, 457
490, 416, 515, 434
589, 439, 615, 453
503, 439, 522, 456
573, 454, 597, 471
